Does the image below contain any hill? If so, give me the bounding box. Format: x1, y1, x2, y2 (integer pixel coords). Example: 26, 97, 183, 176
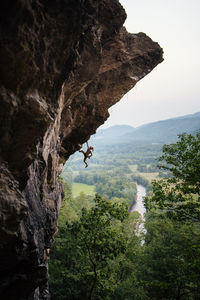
95, 125, 134, 141
91, 112, 200, 146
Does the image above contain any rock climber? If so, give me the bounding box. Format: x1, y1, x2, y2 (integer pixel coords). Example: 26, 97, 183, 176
79, 141, 94, 168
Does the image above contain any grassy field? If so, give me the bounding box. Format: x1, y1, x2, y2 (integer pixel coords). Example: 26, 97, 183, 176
129, 164, 138, 172
72, 183, 95, 197
135, 172, 159, 183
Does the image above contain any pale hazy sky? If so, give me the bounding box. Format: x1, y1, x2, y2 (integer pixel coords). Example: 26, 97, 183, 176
101, 0, 200, 128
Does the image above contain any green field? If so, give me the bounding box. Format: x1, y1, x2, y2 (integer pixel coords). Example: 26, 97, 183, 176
135, 172, 159, 183
129, 164, 138, 172
72, 183, 95, 197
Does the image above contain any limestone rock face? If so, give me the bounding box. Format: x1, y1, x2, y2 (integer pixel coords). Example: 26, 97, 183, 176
0, 0, 163, 299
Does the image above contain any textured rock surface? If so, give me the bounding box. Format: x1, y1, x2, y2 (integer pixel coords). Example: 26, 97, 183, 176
0, 0, 163, 299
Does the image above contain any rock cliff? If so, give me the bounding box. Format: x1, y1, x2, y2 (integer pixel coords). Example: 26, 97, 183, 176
0, 0, 163, 299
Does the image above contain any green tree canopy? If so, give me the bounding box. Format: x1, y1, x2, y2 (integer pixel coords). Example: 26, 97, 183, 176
49, 194, 129, 300
158, 132, 200, 194
145, 133, 200, 222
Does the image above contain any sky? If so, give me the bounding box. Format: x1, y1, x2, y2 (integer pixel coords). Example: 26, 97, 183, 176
101, 0, 200, 128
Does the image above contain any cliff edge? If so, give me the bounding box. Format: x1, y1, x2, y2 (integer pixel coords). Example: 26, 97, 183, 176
0, 1, 163, 299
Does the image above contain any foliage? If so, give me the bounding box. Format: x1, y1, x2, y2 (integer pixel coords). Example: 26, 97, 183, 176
58, 182, 93, 226
137, 164, 158, 173
136, 132, 200, 298
61, 165, 73, 187
137, 216, 200, 299
74, 169, 137, 205
145, 133, 200, 222
72, 182, 95, 197
49, 194, 129, 300
66, 139, 164, 211
131, 174, 149, 187
58, 181, 78, 226
112, 133, 200, 299
51, 132, 200, 299
158, 132, 200, 194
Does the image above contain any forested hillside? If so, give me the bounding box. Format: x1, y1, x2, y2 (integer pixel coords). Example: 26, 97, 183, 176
50, 132, 200, 299
93, 112, 200, 145
50, 110, 200, 300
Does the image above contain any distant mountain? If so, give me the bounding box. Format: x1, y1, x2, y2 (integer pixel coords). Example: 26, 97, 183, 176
91, 112, 200, 146
95, 125, 134, 140
172, 111, 200, 120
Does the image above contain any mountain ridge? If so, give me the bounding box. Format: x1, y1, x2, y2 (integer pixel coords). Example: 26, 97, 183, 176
92, 111, 200, 145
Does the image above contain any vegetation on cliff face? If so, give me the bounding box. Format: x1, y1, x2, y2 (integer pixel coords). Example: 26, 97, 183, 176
50, 133, 200, 299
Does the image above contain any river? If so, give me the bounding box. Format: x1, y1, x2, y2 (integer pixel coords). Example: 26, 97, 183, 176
130, 184, 146, 219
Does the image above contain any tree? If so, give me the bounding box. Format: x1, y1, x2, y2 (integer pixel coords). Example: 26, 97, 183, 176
136, 216, 200, 299
136, 133, 200, 299
158, 132, 200, 195
58, 182, 78, 226
49, 194, 129, 300
111, 211, 147, 300
145, 133, 200, 222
